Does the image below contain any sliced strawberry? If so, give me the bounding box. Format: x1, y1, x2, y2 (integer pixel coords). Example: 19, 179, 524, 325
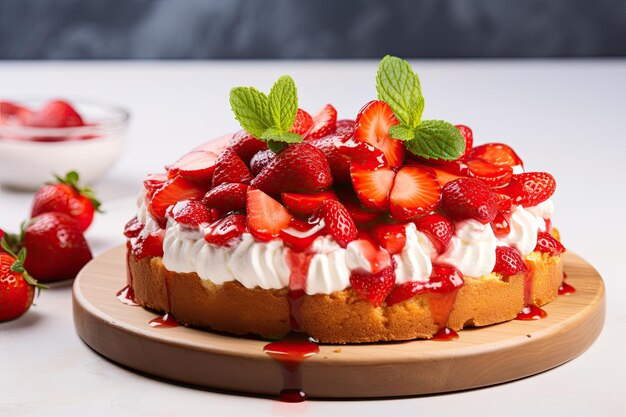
171, 200, 212, 228
290, 108, 314, 135
431, 167, 463, 186
143, 173, 169, 198
249, 149, 276, 176
30, 99, 84, 128
535, 231, 566, 255
440, 178, 497, 224
354, 100, 404, 167
386, 264, 464, 306
204, 214, 248, 246
466, 158, 513, 187
337, 136, 387, 166
335, 119, 356, 136
455, 125, 473, 160
414, 213, 454, 253
0, 101, 33, 125
371, 223, 407, 255
202, 183, 248, 212
130, 230, 164, 260
280, 218, 326, 252
493, 246, 528, 275
306, 104, 337, 140
227, 130, 268, 165
424, 159, 470, 177
190, 134, 232, 153
494, 192, 513, 212
307, 133, 351, 183
281, 190, 337, 216
169, 151, 219, 183
339, 195, 381, 225
389, 167, 441, 221
246, 188, 292, 241
349, 265, 395, 307
148, 176, 208, 226
498, 172, 556, 207
211, 149, 254, 187
349, 161, 395, 210
123, 218, 144, 238
470, 143, 524, 169
490, 212, 511, 238
251, 143, 332, 196
311, 200, 357, 248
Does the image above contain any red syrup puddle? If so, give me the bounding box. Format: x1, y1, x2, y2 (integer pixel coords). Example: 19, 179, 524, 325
263, 333, 320, 403
432, 327, 459, 341
516, 304, 548, 321
558, 272, 576, 295
148, 313, 179, 328
427, 286, 461, 341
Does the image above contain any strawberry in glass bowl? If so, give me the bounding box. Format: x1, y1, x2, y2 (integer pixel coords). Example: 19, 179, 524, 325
0, 98, 129, 190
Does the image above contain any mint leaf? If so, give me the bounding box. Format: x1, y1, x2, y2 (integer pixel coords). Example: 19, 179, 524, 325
405, 120, 465, 160
260, 128, 301, 144
376, 55, 424, 128
229, 86, 270, 139
268, 76, 298, 133
388, 125, 415, 141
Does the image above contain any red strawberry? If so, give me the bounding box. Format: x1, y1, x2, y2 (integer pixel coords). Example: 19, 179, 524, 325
337, 136, 388, 166
123, 218, 144, 238
470, 143, 524, 169
204, 214, 248, 246
498, 172, 556, 207
335, 119, 356, 136
371, 223, 407, 255
280, 218, 326, 251
349, 265, 395, 307
349, 161, 395, 210
494, 193, 513, 212
414, 214, 454, 253
227, 130, 268, 164
30, 99, 84, 128
430, 166, 463, 187
148, 176, 208, 226
23, 213, 93, 282
290, 108, 314, 135
440, 178, 497, 224
246, 188, 292, 241
306, 104, 337, 140
171, 200, 212, 228
0, 249, 43, 321
307, 133, 351, 183
281, 190, 337, 215
490, 212, 511, 238
355, 100, 404, 167
168, 151, 219, 183
0, 101, 33, 125
131, 230, 164, 259
31, 171, 101, 233
455, 125, 473, 160
535, 231, 566, 255
386, 264, 464, 306
493, 246, 528, 275
202, 183, 248, 212
250, 149, 276, 176
143, 173, 169, 198
466, 158, 513, 187
311, 200, 357, 248
389, 167, 441, 221
339, 196, 381, 225
251, 143, 333, 196
211, 149, 254, 187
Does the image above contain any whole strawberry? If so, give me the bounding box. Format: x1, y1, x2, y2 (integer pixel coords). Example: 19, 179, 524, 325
0, 239, 46, 321
31, 171, 101, 232
23, 213, 93, 282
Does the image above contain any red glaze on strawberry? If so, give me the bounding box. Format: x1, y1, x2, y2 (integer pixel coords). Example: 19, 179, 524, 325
171, 200, 212, 228
281, 190, 338, 216
148, 176, 208, 226
371, 223, 407, 255
307, 133, 351, 184
386, 264, 464, 306
0, 101, 33, 125
470, 143, 523, 169
131, 230, 165, 259
211, 149, 254, 187
339, 195, 381, 225
455, 125, 473, 160
202, 183, 248, 212
251, 143, 333, 196
335, 119, 356, 136
535, 231, 566, 255
204, 214, 248, 246
123, 218, 144, 238
290, 109, 314, 135
349, 265, 395, 307
414, 214, 454, 253
349, 161, 395, 210
246, 188, 292, 241
354, 100, 404, 167
440, 178, 497, 224
227, 130, 268, 165
336, 136, 387, 164
494, 192, 513, 212
389, 167, 440, 221
280, 218, 326, 252
466, 158, 513, 187
30, 99, 84, 128
143, 173, 169, 198
499, 172, 556, 207
250, 149, 276, 176
493, 246, 528, 275
169, 151, 219, 183
490, 212, 511, 238
311, 200, 357, 248
306, 104, 337, 140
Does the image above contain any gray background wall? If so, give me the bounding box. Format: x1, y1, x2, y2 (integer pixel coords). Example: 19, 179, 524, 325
1, 0, 625, 59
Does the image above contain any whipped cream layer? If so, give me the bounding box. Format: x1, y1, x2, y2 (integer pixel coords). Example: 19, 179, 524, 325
135, 189, 554, 293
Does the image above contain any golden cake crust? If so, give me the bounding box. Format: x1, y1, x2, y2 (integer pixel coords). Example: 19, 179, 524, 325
128, 251, 563, 343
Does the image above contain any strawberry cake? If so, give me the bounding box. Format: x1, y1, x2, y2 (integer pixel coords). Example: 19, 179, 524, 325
123, 56, 565, 343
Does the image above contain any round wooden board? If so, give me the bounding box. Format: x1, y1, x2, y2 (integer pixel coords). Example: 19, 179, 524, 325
73, 245, 605, 398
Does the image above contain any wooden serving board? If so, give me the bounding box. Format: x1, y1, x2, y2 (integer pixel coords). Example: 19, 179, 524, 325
72, 245, 605, 398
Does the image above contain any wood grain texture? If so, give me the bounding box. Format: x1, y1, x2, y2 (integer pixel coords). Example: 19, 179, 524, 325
72, 245, 605, 398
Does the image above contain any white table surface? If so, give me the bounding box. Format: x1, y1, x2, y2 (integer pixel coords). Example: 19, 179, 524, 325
0, 60, 624, 417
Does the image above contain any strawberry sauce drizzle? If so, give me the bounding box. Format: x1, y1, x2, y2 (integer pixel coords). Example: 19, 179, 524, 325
516, 260, 548, 320
558, 272, 576, 295
117, 242, 139, 306
516, 305, 547, 320
428, 288, 460, 341
432, 327, 459, 341
148, 313, 179, 328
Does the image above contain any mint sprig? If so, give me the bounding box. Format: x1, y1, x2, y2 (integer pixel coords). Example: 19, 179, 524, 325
230, 75, 301, 153
376, 55, 465, 160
